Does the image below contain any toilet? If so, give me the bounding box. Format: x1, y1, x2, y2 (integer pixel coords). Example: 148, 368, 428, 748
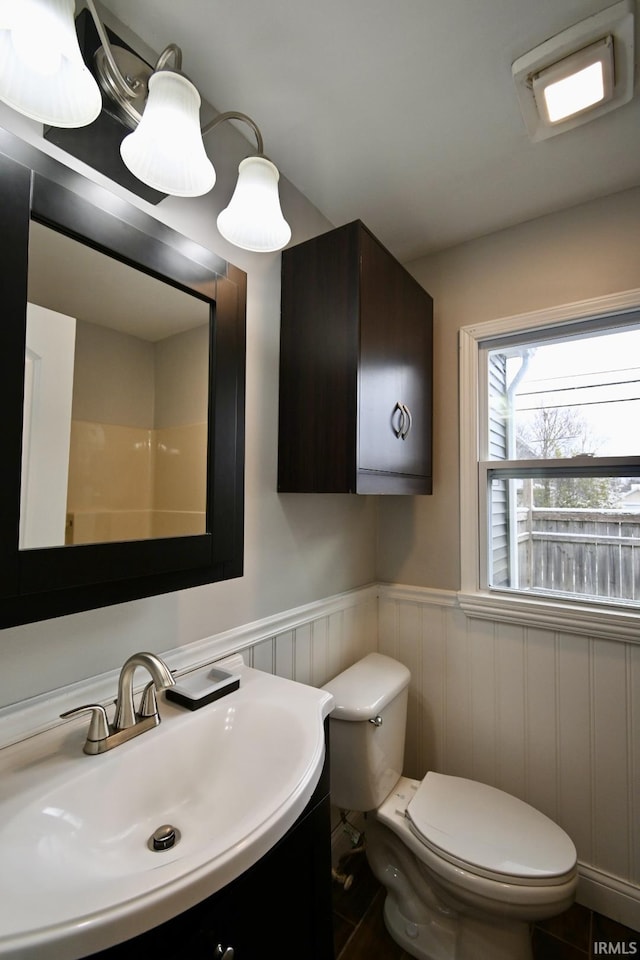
323, 653, 578, 960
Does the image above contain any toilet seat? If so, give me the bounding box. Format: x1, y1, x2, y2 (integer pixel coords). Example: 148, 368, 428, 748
405, 772, 577, 887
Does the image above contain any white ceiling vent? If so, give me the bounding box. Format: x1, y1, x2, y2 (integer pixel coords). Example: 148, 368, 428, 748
512, 0, 635, 141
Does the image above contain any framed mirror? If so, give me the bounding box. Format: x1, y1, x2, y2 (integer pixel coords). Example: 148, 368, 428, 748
0, 130, 246, 628
23, 221, 212, 550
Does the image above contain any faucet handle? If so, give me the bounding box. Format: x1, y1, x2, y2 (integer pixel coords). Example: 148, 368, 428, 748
139, 681, 159, 719
60, 704, 111, 744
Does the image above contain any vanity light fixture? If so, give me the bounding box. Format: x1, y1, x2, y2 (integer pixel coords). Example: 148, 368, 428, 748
512, 0, 634, 141
0, 0, 291, 251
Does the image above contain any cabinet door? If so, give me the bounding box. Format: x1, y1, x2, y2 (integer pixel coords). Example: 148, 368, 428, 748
278, 223, 360, 493
397, 262, 433, 482
357, 229, 432, 491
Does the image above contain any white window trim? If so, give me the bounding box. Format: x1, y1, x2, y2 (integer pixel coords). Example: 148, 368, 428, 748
459, 286, 640, 644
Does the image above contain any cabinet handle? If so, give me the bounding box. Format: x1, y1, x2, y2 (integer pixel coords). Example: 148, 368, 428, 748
400, 403, 412, 440
392, 401, 406, 439
214, 946, 234, 959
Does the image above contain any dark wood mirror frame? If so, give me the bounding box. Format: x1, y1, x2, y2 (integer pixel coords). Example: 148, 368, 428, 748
0, 128, 246, 629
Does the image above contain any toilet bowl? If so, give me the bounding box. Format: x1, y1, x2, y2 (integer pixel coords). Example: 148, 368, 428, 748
323, 653, 578, 960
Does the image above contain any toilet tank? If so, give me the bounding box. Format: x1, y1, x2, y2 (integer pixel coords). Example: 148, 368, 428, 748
323, 653, 410, 811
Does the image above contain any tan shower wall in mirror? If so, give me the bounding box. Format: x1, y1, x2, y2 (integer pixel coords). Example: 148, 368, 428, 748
25, 221, 210, 548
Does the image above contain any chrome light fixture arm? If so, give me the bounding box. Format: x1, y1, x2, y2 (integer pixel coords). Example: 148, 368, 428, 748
202, 111, 265, 156
85, 0, 184, 128
85, 0, 140, 101
154, 43, 183, 73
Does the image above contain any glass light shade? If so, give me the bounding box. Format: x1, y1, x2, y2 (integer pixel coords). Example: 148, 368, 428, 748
120, 70, 216, 197
217, 156, 291, 253
0, 0, 101, 127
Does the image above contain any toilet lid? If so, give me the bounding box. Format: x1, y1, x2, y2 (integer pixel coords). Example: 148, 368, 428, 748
406, 772, 576, 883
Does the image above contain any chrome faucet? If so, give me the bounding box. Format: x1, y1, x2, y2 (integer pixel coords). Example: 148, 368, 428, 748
61, 652, 176, 755
113, 652, 175, 729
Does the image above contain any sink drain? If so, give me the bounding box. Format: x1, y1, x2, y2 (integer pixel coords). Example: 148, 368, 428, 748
148, 824, 181, 852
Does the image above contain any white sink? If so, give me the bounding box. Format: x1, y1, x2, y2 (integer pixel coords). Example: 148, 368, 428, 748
0, 656, 334, 960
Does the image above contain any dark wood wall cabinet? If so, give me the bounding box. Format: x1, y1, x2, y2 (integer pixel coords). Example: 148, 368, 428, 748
278, 220, 433, 495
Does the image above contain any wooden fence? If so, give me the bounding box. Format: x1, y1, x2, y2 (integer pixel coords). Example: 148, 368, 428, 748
516, 508, 640, 601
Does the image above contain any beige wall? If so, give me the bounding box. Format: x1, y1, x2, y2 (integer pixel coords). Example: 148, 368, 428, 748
155, 324, 209, 428
67, 322, 211, 543
72, 320, 155, 426
377, 186, 640, 590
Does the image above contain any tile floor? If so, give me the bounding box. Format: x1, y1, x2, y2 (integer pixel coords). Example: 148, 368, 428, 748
332, 849, 639, 960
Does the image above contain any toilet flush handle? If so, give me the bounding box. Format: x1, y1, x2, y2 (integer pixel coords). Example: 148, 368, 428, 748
369, 715, 383, 727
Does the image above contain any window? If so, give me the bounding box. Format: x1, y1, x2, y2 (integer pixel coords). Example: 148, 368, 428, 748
460, 290, 640, 631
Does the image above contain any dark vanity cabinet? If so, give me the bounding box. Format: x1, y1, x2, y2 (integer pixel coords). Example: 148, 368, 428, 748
87, 735, 334, 960
278, 220, 433, 495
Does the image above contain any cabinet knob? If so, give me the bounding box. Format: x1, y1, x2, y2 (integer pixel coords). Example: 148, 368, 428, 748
215, 945, 235, 959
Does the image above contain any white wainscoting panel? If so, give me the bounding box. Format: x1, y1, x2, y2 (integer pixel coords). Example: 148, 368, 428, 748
378, 584, 640, 930
248, 591, 377, 687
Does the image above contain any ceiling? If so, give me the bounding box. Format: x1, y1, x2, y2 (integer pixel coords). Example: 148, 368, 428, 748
29, 222, 207, 340
100, 0, 640, 262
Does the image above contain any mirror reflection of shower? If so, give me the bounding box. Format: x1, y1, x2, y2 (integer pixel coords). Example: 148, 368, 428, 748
21, 221, 210, 550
